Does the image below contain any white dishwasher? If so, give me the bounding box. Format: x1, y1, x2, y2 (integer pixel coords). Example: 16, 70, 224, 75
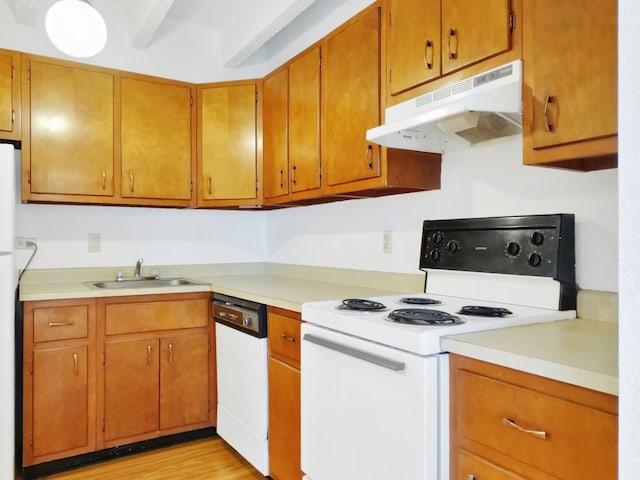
213, 293, 269, 476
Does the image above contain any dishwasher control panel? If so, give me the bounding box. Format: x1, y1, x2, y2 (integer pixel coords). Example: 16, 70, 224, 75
212, 293, 267, 338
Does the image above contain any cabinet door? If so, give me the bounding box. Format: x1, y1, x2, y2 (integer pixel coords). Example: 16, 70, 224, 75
323, 7, 381, 187
263, 68, 289, 200
268, 358, 302, 480
0, 49, 19, 139
441, 0, 511, 74
121, 77, 193, 201
159, 332, 210, 430
388, 0, 441, 95
28, 60, 114, 196
32, 345, 90, 458
289, 47, 321, 196
104, 337, 159, 442
527, 0, 617, 150
199, 83, 258, 201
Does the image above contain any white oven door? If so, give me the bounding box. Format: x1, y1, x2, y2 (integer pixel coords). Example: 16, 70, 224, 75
301, 322, 442, 480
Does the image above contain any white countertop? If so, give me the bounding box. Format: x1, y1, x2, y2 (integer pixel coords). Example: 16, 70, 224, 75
442, 317, 618, 395
19, 263, 617, 395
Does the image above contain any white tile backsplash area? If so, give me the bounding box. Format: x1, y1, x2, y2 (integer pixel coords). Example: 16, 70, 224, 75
267, 137, 618, 292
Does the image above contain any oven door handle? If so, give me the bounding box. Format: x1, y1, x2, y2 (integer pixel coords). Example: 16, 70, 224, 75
303, 333, 406, 371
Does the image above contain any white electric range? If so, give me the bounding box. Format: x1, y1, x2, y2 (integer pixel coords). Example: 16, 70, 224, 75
300, 214, 577, 480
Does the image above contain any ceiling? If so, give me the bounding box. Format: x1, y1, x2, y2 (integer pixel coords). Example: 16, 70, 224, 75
11, 0, 322, 67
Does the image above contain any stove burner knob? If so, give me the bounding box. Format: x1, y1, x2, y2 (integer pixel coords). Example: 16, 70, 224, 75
432, 232, 444, 245
528, 253, 543, 268
506, 241, 521, 257
430, 248, 441, 262
531, 231, 545, 246
446, 240, 460, 254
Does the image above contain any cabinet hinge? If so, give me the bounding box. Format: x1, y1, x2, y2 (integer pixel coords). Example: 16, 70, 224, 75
208, 341, 211, 352
319, 165, 322, 179
28, 170, 31, 185
11, 65, 15, 80
256, 180, 259, 192
190, 182, 193, 193
29, 432, 33, 446
29, 358, 33, 375
319, 54, 322, 70
190, 95, 193, 107
509, 12, 515, 33
208, 400, 211, 412
102, 351, 106, 365
101, 418, 105, 432
255, 91, 259, 104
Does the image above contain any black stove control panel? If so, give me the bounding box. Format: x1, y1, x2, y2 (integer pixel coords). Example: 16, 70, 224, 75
419, 214, 575, 285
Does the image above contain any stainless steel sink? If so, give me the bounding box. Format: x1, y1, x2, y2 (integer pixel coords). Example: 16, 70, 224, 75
85, 277, 204, 289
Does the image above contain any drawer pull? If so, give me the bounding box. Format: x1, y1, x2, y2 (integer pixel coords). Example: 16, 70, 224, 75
280, 333, 296, 343
73, 353, 78, 374
467, 475, 477, 480
543, 94, 555, 132
147, 345, 153, 364
503, 417, 548, 440
168, 343, 174, 364
48, 321, 74, 327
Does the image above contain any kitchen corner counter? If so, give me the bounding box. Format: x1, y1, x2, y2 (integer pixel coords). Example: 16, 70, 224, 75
442, 317, 618, 396
18, 262, 425, 312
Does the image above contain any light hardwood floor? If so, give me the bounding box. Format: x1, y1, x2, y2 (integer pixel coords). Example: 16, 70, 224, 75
39, 437, 266, 480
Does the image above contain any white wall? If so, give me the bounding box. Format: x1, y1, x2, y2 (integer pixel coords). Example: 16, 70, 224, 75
267, 137, 618, 292
13, 149, 267, 271
618, 0, 639, 476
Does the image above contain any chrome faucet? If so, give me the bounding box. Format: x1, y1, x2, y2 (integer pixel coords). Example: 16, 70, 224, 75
134, 258, 143, 278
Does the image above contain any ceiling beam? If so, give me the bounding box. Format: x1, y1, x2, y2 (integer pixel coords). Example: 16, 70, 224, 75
13, 0, 38, 26
223, 0, 318, 67
130, 0, 175, 49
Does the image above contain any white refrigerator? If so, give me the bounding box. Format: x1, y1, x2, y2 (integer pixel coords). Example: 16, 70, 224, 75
0, 143, 16, 478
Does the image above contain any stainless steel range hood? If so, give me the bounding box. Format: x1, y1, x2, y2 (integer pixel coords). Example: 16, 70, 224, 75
367, 60, 523, 153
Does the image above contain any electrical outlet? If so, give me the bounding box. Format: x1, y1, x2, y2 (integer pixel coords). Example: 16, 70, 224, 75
15, 237, 37, 249
382, 230, 392, 254
88, 233, 101, 253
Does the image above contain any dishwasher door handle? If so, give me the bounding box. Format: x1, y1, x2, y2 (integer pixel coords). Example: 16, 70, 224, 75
303, 333, 406, 371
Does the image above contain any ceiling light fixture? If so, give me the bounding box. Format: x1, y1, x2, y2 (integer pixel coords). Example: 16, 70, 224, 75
45, 0, 107, 58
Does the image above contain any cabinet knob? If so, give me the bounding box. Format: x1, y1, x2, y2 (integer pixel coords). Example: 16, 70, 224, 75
424, 40, 434, 70
467, 475, 477, 480
543, 94, 555, 132
365, 144, 374, 169
448, 28, 458, 59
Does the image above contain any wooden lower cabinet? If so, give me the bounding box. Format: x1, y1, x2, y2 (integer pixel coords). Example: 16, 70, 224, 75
450, 354, 618, 480
22, 293, 214, 468
23, 299, 96, 467
98, 293, 214, 449
267, 307, 303, 480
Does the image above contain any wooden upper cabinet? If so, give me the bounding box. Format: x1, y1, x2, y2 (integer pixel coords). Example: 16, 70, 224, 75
323, 6, 382, 188
23, 57, 114, 199
263, 67, 289, 201
288, 47, 321, 198
121, 77, 195, 204
0, 49, 20, 141
441, 0, 512, 74
387, 0, 515, 101
197, 81, 260, 206
523, 0, 617, 170
263, 46, 321, 204
388, 0, 441, 95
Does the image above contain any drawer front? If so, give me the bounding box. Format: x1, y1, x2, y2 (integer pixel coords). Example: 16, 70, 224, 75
456, 369, 617, 479
33, 305, 88, 342
105, 298, 209, 335
268, 313, 301, 369
456, 449, 527, 480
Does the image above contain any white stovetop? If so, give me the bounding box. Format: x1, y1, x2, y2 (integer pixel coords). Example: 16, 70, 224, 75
302, 292, 576, 356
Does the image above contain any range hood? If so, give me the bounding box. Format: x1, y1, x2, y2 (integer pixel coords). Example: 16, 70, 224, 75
367, 60, 523, 153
